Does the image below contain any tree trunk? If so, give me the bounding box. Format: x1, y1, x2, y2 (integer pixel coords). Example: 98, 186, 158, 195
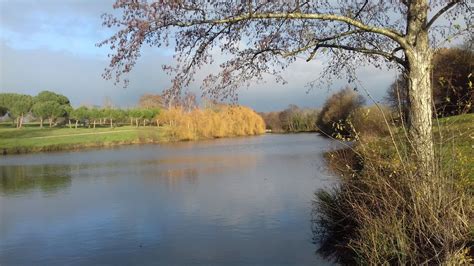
110, 119, 113, 128
130, 118, 133, 126
407, 52, 435, 179
93, 120, 96, 129
136, 118, 139, 128
49, 118, 52, 128
75, 120, 78, 129
19, 114, 23, 128
40, 118, 43, 128
405, 0, 435, 179
68, 119, 72, 129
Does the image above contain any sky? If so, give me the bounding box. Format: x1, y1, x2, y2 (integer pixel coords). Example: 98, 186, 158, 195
0, 0, 435, 112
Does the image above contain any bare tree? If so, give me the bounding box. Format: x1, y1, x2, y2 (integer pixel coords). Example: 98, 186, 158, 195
99, 0, 471, 179
182, 91, 198, 112
138, 93, 164, 109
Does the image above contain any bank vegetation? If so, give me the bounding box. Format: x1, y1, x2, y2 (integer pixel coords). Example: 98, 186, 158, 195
312, 46, 473, 264
0, 92, 265, 154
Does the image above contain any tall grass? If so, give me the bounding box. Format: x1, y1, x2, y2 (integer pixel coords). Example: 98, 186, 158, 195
156, 105, 265, 141
313, 114, 473, 264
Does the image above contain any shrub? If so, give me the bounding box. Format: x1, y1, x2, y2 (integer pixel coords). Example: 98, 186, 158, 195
348, 105, 393, 139
317, 87, 365, 139
313, 139, 473, 265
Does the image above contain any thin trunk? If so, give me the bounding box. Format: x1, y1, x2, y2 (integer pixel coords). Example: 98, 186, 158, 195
130, 118, 133, 126
68, 119, 72, 129
405, 0, 435, 179
40, 118, 43, 128
75, 120, 78, 129
49, 118, 52, 128
93, 120, 96, 129
110, 118, 113, 128
136, 118, 139, 128
20, 114, 24, 128
156, 119, 159, 127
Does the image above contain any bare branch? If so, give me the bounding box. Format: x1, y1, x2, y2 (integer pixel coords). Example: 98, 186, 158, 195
303, 30, 364, 60
173, 12, 406, 46
426, 0, 461, 29
354, 0, 369, 20
312, 43, 406, 66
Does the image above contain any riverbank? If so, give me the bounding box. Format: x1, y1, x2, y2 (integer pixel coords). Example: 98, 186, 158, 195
314, 113, 474, 264
324, 113, 474, 180
0, 123, 270, 155
0, 125, 170, 155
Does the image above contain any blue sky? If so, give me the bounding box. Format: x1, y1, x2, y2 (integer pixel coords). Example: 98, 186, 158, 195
0, 0, 426, 111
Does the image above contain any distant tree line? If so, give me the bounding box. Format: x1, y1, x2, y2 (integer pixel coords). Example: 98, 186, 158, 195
0, 91, 266, 141
0, 91, 162, 129
0, 91, 70, 128
259, 105, 320, 133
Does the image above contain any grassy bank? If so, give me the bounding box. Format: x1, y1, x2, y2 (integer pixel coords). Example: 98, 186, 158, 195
325, 114, 473, 180
0, 124, 169, 155
435, 114, 474, 181
314, 113, 474, 264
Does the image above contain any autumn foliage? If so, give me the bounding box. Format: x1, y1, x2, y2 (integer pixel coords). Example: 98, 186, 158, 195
157, 105, 265, 141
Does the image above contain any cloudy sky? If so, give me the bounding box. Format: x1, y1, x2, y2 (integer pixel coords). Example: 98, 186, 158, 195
0, 0, 419, 111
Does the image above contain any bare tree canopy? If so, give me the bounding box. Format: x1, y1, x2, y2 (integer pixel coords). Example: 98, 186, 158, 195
99, 0, 470, 98
138, 93, 164, 109
99, 0, 472, 179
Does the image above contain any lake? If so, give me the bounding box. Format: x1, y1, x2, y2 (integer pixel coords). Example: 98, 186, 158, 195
0, 134, 339, 265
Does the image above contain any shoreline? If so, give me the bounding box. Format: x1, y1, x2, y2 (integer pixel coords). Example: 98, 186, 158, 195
0, 127, 270, 156
0, 131, 324, 156
1, 138, 166, 156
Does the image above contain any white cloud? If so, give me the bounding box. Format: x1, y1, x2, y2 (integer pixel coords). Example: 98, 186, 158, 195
0, 0, 401, 111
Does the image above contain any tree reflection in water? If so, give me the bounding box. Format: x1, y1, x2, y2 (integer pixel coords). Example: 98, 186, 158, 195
0, 165, 71, 195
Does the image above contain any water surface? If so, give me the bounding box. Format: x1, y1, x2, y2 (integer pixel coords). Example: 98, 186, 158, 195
0, 134, 338, 265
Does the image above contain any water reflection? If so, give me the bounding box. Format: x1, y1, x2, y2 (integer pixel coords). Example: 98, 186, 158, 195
0, 134, 339, 265
0, 165, 71, 195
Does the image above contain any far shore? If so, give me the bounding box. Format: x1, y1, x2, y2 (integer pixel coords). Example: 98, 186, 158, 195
1, 124, 272, 156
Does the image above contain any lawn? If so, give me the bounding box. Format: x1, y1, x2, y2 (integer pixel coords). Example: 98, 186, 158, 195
434, 113, 474, 182
0, 124, 169, 154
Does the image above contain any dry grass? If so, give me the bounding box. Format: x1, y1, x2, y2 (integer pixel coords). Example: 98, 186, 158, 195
313, 114, 474, 265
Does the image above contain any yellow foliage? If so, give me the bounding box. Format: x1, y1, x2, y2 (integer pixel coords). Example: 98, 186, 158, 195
156, 105, 265, 141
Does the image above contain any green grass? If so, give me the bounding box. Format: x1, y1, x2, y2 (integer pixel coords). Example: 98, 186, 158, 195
0, 124, 169, 154
324, 113, 474, 196
435, 113, 474, 181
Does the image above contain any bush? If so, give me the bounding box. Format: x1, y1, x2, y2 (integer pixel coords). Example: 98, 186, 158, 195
348, 105, 393, 139
313, 139, 473, 265
317, 87, 365, 139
